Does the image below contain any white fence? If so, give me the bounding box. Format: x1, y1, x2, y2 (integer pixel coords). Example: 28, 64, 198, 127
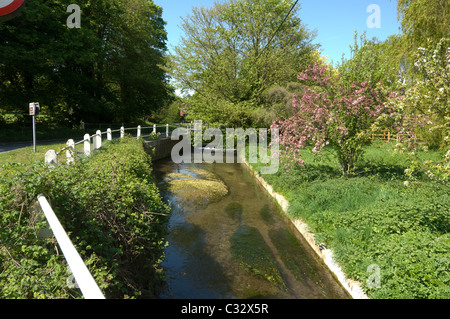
37, 195, 105, 299
45, 124, 172, 166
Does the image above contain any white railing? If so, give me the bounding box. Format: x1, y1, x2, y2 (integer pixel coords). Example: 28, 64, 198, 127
44, 124, 173, 166
37, 195, 105, 299
38, 122, 198, 297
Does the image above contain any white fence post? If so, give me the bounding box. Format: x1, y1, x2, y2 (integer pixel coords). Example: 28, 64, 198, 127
93, 130, 102, 150
120, 126, 125, 138
37, 195, 105, 299
84, 134, 91, 157
153, 124, 156, 134
107, 128, 112, 141
66, 139, 75, 164
137, 125, 141, 138
45, 150, 58, 167
166, 124, 169, 137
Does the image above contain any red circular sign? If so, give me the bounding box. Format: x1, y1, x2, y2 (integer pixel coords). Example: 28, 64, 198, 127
0, 0, 26, 22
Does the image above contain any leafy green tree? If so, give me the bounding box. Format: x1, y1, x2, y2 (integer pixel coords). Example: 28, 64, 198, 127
107, 0, 172, 122
395, 0, 449, 48
339, 31, 411, 90
382, 0, 449, 85
0, 0, 171, 125
169, 0, 318, 126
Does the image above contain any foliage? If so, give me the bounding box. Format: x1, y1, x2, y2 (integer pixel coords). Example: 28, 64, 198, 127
339, 31, 410, 89
395, 0, 449, 49
185, 96, 256, 128
159, 100, 183, 124
272, 62, 394, 175
169, 0, 318, 126
0, 137, 169, 298
0, 0, 172, 125
383, 0, 450, 84
385, 38, 449, 184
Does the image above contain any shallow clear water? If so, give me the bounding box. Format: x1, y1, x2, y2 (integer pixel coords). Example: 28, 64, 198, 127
153, 158, 350, 299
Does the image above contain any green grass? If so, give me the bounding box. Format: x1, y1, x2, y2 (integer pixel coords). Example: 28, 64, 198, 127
0, 142, 66, 170
0, 116, 179, 143
249, 140, 450, 299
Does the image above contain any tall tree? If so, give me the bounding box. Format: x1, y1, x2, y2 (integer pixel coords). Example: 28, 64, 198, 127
396, 0, 449, 47
339, 31, 410, 89
107, 0, 172, 122
169, 0, 318, 126
0, 0, 171, 125
386, 0, 450, 84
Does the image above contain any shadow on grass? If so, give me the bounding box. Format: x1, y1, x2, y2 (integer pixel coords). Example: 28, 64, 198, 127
353, 162, 407, 181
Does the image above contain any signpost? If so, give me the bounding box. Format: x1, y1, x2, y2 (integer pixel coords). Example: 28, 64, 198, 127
0, 0, 27, 23
29, 102, 40, 152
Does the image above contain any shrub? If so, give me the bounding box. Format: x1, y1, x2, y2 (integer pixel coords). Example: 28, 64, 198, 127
272, 62, 395, 175
0, 137, 169, 298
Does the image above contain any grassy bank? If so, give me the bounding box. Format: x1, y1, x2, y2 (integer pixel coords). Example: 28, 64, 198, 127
249, 141, 449, 299
0, 137, 169, 298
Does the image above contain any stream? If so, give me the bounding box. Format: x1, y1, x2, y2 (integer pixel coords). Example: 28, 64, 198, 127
153, 157, 350, 299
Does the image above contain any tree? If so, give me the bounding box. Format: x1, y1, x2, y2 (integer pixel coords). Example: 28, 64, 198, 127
395, 0, 449, 48
338, 31, 410, 89
168, 0, 318, 126
0, 0, 171, 125
386, 38, 449, 184
383, 0, 450, 86
107, 0, 172, 122
272, 62, 394, 175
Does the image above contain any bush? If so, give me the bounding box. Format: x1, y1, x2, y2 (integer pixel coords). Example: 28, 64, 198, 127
0, 137, 169, 298
272, 62, 395, 175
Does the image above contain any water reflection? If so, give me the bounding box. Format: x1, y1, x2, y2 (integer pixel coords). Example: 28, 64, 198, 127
153, 158, 350, 299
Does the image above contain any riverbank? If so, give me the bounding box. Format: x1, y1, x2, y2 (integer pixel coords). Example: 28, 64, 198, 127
0, 137, 169, 298
243, 160, 368, 299
244, 141, 449, 299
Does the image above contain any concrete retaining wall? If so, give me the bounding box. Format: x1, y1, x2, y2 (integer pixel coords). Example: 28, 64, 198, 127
242, 161, 370, 300
144, 138, 179, 161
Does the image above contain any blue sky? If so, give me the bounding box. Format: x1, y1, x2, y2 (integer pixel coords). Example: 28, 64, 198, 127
153, 0, 402, 65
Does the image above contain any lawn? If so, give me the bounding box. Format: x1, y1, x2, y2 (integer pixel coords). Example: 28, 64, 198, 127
0, 142, 66, 169
250, 140, 449, 299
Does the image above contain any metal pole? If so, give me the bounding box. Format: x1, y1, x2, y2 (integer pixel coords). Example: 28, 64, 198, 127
32, 114, 36, 153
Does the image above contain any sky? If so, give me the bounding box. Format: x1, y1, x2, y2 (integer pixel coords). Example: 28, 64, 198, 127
153, 0, 402, 65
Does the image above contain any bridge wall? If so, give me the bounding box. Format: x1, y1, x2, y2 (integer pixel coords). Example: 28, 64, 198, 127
144, 137, 180, 161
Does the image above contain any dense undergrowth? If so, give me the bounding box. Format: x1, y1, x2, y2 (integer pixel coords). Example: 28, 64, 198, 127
250, 141, 449, 299
0, 137, 169, 298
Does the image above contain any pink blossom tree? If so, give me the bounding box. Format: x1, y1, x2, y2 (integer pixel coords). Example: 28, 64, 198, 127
272, 62, 393, 175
